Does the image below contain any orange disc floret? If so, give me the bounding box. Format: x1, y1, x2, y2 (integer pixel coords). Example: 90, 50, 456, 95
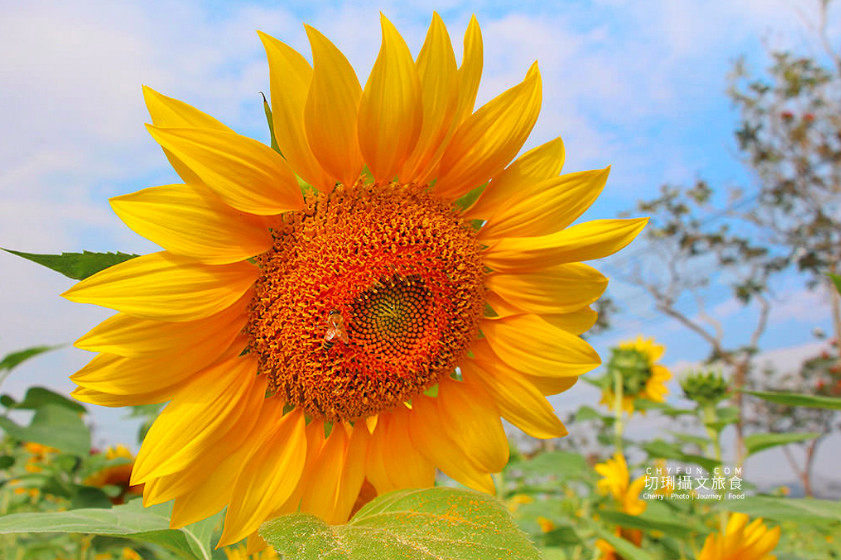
247, 180, 485, 422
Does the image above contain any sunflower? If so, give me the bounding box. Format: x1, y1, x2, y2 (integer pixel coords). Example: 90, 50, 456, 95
63, 14, 646, 547
697, 513, 780, 560
84, 445, 144, 504
594, 453, 646, 516
600, 336, 671, 414
594, 453, 646, 559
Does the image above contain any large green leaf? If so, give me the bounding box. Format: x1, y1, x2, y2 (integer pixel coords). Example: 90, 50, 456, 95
10, 386, 86, 413
744, 432, 821, 456
0, 345, 60, 373
0, 500, 221, 560
745, 390, 841, 410
260, 487, 542, 560
721, 496, 841, 524
0, 404, 90, 456
3, 249, 138, 280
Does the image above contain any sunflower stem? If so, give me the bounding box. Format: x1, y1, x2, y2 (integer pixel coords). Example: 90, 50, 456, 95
612, 365, 625, 456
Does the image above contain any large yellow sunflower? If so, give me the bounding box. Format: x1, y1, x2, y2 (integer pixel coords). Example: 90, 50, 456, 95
600, 336, 671, 414
63, 14, 646, 547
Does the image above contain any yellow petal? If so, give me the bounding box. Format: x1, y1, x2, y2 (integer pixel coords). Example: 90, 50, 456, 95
358, 14, 422, 183
110, 184, 271, 265
132, 355, 264, 482
486, 262, 607, 315
541, 307, 599, 335
484, 218, 648, 272
142, 87, 235, 193
258, 31, 333, 192
399, 13, 458, 182
333, 424, 370, 523
478, 168, 609, 240
143, 86, 232, 130
146, 126, 303, 215
470, 338, 578, 396
463, 137, 565, 220
382, 407, 435, 490
480, 314, 600, 378
71, 336, 248, 397
408, 395, 495, 494
365, 414, 398, 495
220, 406, 307, 547
300, 423, 348, 522
304, 25, 363, 187
436, 377, 509, 473
415, 15, 483, 185
435, 64, 541, 200
75, 290, 250, 358
62, 251, 258, 321
168, 449, 246, 528
463, 356, 567, 439
72, 383, 190, 407
452, 16, 483, 130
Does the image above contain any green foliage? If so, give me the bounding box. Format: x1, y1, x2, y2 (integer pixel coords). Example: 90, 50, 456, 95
0, 346, 60, 374
8, 386, 86, 414
3, 249, 138, 280
744, 432, 821, 456
0, 405, 90, 457
260, 488, 542, 560
0, 501, 221, 560
746, 389, 841, 410
722, 496, 841, 525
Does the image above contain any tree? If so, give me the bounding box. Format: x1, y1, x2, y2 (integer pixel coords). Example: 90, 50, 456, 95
624, 0, 841, 463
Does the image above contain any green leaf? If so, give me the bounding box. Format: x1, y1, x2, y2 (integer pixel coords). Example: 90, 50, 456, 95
513, 451, 588, 480
0, 455, 14, 469
12, 386, 86, 413
260, 92, 281, 155
574, 405, 607, 422
633, 400, 694, 417
260, 487, 542, 560
71, 486, 113, 509
667, 430, 710, 449
0, 404, 90, 456
745, 390, 841, 410
597, 510, 698, 540
3, 249, 139, 280
583, 519, 656, 560
0, 345, 60, 372
0, 500, 220, 560
744, 432, 821, 456
641, 440, 719, 473
721, 496, 841, 524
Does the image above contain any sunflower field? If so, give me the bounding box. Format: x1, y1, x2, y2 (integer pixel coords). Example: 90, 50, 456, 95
2, 7, 841, 560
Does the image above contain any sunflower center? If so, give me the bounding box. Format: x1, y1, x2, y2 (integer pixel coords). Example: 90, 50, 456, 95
246, 181, 485, 422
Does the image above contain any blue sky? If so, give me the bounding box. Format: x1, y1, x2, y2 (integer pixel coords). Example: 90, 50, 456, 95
1, 0, 839, 486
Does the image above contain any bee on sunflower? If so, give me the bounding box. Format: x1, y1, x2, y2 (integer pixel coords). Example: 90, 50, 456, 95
63, 13, 646, 548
